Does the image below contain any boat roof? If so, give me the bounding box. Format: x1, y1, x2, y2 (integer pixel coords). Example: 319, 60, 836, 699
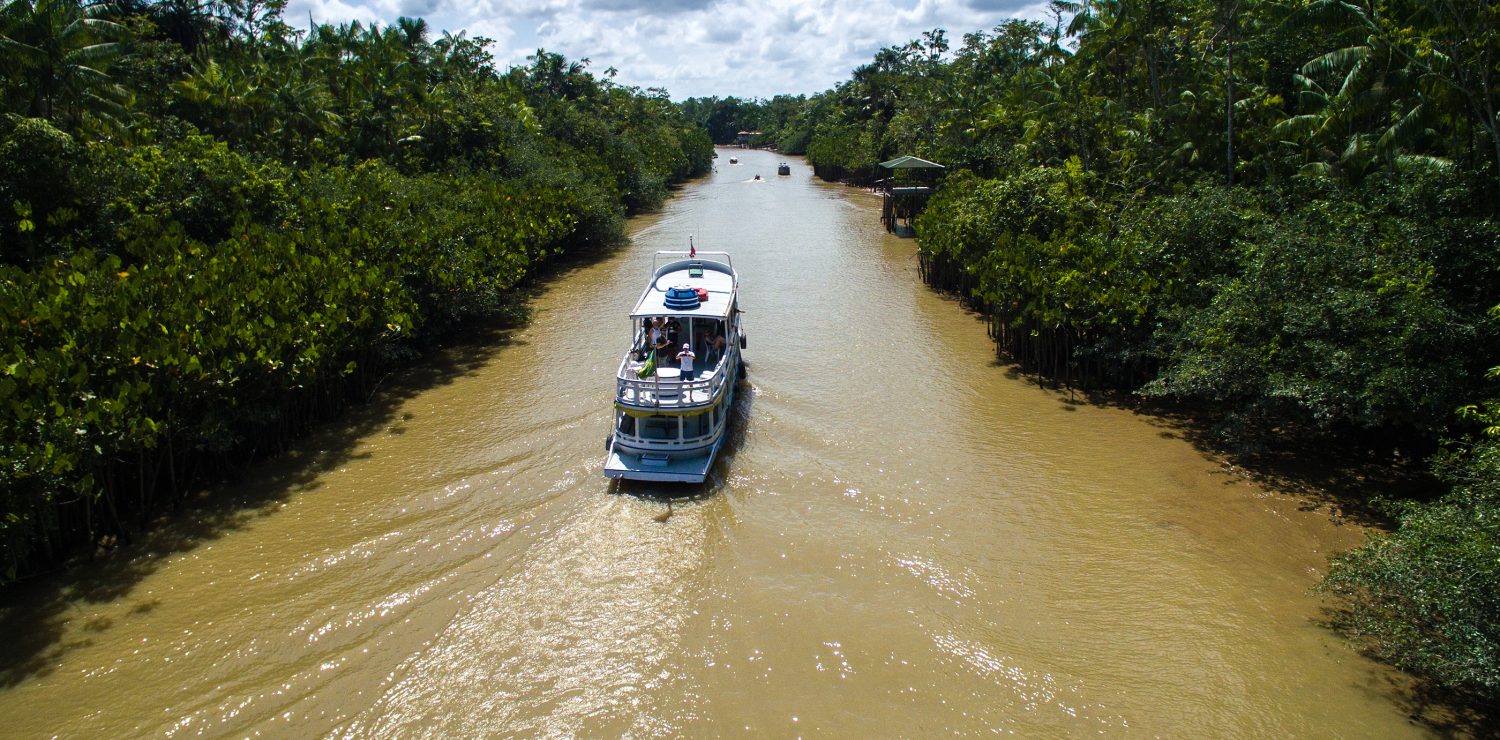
629, 253, 737, 320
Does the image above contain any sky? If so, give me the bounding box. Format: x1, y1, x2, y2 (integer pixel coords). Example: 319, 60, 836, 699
281, 0, 1053, 100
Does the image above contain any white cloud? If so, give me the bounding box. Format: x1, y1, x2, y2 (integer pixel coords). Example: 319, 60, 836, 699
282, 0, 1051, 99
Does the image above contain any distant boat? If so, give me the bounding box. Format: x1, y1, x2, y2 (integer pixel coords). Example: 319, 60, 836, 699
777, 163, 790, 176
729, 157, 738, 164
752, 174, 761, 181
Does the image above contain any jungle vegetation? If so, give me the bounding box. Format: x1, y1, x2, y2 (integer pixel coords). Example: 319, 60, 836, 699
716, 0, 1500, 710
0, 1, 709, 580
3, 0, 1496, 714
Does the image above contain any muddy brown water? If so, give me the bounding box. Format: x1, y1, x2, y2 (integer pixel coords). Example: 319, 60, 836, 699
0, 148, 1425, 737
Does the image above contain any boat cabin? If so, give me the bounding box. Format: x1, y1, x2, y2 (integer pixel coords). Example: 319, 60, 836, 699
615, 252, 740, 412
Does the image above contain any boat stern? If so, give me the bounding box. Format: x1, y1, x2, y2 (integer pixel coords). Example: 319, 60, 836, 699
604, 447, 713, 483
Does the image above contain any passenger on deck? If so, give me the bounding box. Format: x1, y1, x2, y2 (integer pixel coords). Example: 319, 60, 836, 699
637, 317, 654, 359
704, 331, 726, 367
693, 327, 710, 360
650, 318, 671, 356
678, 343, 697, 381
665, 317, 682, 350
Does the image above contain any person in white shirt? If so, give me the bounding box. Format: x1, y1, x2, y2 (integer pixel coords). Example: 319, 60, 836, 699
678, 343, 697, 380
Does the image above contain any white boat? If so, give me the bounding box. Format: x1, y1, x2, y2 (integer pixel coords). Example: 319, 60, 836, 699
605, 250, 746, 483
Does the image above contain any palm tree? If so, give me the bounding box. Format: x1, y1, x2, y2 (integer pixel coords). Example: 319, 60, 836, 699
174, 57, 264, 142
0, 0, 129, 131
1279, 0, 1496, 187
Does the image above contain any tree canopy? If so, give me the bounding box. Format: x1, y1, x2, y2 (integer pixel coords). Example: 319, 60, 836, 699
0, 0, 710, 580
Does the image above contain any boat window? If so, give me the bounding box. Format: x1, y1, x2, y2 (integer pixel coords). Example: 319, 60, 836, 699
618, 413, 636, 436
641, 415, 678, 440
682, 413, 707, 438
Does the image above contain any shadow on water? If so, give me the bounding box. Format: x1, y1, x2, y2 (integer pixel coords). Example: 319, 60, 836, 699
0, 327, 525, 689
980, 343, 1434, 531
1090, 391, 1437, 531
1388, 675, 1500, 738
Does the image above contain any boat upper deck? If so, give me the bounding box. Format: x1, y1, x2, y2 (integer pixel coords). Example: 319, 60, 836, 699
629, 252, 737, 321
615, 352, 733, 411
617, 252, 741, 414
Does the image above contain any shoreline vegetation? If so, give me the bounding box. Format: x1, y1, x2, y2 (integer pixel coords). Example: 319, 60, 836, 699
1, 0, 1495, 727
683, 1, 1499, 720
0, 3, 709, 580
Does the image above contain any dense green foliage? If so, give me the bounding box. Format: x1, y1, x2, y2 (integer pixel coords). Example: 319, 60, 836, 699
0, 0, 709, 579
1323, 438, 1500, 704
735, 0, 1500, 706
678, 95, 815, 150
1323, 326, 1500, 705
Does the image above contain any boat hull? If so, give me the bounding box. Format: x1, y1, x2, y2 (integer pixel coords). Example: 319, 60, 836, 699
605, 366, 738, 483
604, 446, 719, 483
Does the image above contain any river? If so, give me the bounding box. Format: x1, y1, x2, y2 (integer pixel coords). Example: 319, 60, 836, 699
0, 147, 1424, 737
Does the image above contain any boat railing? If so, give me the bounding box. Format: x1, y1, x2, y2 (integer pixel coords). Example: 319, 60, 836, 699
653, 251, 732, 273
615, 348, 733, 408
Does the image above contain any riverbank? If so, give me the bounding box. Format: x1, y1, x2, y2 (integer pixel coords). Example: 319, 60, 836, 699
804, 164, 1491, 731
1, 139, 710, 586
0, 146, 1434, 736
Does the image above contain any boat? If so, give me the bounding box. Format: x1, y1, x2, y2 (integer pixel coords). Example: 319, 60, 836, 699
729, 156, 738, 164
777, 162, 791, 176
752, 174, 761, 181
604, 250, 746, 483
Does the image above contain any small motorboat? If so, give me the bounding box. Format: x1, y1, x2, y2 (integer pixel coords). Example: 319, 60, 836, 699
752, 174, 761, 181
777, 163, 791, 176
729, 157, 738, 164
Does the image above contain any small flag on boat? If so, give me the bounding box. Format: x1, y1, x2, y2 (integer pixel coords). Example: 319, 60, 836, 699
689, 236, 696, 257
637, 350, 656, 378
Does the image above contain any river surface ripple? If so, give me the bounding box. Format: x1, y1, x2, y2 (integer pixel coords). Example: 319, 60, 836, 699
0, 147, 1423, 737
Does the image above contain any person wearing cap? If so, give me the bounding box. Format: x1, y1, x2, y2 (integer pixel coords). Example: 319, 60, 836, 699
678, 342, 697, 381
